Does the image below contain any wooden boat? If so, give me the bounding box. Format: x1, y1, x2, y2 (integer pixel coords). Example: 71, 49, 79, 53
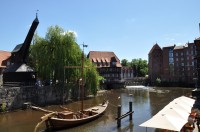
47, 100, 108, 129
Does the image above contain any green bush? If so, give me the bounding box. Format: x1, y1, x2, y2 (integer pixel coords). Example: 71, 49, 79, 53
1, 102, 6, 112
155, 78, 161, 86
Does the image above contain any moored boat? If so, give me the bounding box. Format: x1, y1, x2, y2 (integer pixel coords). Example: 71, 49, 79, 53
47, 100, 109, 129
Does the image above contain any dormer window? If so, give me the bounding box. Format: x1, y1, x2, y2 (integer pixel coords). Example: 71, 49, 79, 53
7, 61, 10, 66
112, 61, 116, 66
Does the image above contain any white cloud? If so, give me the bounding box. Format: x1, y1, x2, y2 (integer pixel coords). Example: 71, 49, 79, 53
61, 30, 78, 38
67, 30, 78, 38
60, 30, 78, 38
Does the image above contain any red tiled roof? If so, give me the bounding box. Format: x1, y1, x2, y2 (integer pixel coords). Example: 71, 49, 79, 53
101, 58, 105, 62
87, 51, 122, 67
96, 58, 101, 62
105, 58, 109, 62
0, 50, 11, 68
92, 58, 96, 62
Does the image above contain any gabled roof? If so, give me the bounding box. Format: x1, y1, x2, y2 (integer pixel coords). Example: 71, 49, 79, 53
174, 45, 185, 50
0, 50, 11, 68
87, 51, 122, 67
148, 43, 162, 54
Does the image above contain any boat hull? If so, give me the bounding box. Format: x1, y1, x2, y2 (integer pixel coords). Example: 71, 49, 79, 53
49, 113, 102, 129
48, 101, 108, 130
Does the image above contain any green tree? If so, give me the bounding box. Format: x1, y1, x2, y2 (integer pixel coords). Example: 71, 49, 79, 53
29, 25, 100, 96
130, 58, 148, 77
121, 59, 130, 66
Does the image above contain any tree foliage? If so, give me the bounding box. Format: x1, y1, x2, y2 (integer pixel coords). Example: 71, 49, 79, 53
121, 59, 130, 66
120, 58, 148, 77
29, 25, 100, 95
130, 58, 148, 77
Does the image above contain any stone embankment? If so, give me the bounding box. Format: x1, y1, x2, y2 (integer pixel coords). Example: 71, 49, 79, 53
0, 86, 65, 111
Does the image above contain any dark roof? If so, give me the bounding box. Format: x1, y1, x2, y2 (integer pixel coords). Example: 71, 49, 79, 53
195, 37, 200, 40
162, 44, 175, 48
4, 63, 34, 72
12, 43, 23, 53
148, 43, 162, 54
87, 51, 122, 67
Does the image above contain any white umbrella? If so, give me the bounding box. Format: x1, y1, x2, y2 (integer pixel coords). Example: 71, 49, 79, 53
166, 102, 192, 113
157, 107, 189, 121
178, 96, 195, 105
173, 96, 195, 107
140, 113, 188, 131
140, 96, 194, 131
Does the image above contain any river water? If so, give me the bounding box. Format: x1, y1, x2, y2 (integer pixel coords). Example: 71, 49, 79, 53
0, 87, 194, 132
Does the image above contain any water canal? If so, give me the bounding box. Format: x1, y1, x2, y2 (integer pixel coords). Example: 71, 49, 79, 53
0, 87, 193, 132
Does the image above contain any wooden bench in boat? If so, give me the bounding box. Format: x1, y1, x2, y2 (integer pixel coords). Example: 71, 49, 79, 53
57, 111, 74, 119
92, 107, 99, 111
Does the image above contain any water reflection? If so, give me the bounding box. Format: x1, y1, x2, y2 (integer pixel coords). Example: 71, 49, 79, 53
0, 87, 193, 132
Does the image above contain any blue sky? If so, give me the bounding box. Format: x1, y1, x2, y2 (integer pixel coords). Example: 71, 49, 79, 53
1, 0, 200, 61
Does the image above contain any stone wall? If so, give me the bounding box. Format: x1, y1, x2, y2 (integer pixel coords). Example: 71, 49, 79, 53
0, 86, 68, 111
0, 75, 2, 87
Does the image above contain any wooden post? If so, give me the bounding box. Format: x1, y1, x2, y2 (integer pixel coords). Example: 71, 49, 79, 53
117, 105, 121, 127
129, 101, 132, 120
45, 120, 49, 129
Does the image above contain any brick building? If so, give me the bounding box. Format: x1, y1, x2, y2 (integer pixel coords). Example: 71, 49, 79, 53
148, 42, 196, 86
87, 51, 122, 83
148, 43, 163, 83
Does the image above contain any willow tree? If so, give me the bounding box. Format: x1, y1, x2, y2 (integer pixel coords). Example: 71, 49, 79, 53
29, 25, 100, 95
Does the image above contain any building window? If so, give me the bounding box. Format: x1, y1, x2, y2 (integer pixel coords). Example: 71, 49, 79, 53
169, 58, 174, 63
176, 53, 178, 56
169, 52, 173, 58
181, 57, 184, 61
181, 52, 183, 56
176, 58, 178, 61
7, 61, 10, 66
